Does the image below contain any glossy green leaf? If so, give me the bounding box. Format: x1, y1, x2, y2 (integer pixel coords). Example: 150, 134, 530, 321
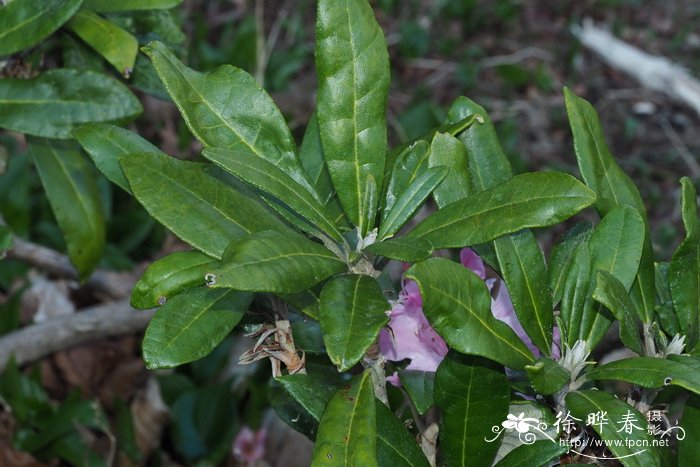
300, 113, 335, 205
316, 0, 390, 234
406, 258, 534, 369
84, 0, 182, 11
275, 373, 338, 421
679, 395, 700, 467
428, 132, 472, 208
0, 226, 12, 258
73, 123, 162, 194
142, 287, 251, 369
584, 356, 700, 396
0, 69, 142, 139
384, 141, 430, 215
566, 390, 661, 467
525, 357, 570, 395
364, 237, 433, 263
399, 371, 434, 415
408, 172, 596, 248
0, 0, 82, 56
311, 371, 377, 466
494, 440, 566, 467
120, 152, 288, 259
446, 97, 512, 191
564, 88, 655, 324
67, 10, 138, 76
319, 274, 389, 371
210, 230, 346, 294
143, 41, 315, 194
29, 138, 105, 279
549, 222, 592, 307
280, 289, 321, 320
375, 401, 430, 467
131, 250, 217, 309
592, 271, 644, 354
560, 242, 591, 348
435, 353, 510, 467
493, 401, 559, 463
203, 147, 343, 242
494, 230, 552, 355
670, 177, 700, 349
378, 166, 447, 240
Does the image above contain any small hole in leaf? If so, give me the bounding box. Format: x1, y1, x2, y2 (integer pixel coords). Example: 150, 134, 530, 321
205, 273, 217, 286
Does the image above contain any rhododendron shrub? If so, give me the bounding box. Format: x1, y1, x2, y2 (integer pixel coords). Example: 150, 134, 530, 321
72, 0, 700, 465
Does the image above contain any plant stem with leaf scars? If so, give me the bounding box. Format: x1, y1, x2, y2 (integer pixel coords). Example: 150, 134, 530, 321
362, 342, 389, 405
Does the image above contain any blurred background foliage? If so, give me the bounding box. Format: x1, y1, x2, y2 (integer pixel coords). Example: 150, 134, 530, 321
1, 0, 700, 464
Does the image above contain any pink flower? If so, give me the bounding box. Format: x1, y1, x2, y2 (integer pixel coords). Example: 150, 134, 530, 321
380, 248, 561, 381
232, 426, 266, 465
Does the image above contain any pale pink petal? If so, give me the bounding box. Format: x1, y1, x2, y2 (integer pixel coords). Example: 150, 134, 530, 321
233, 426, 267, 463
386, 371, 402, 387
551, 326, 562, 360
491, 282, 539, 356
460, 248, 486, 279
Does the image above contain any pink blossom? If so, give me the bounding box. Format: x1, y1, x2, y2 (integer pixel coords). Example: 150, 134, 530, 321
232, 426, 266, 465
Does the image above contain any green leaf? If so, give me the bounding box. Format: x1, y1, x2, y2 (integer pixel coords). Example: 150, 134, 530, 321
84, 0, 182, 11
592, 271, 644, 354
566, 390, 661, 467
0, 226, 12, 258
494, 440, 566, 467
549, 222, 592, 307
0, 69, 142, 139
493, 401, 558, 463
131, 250, 217, 309
73, 123, 162, 194
142, 41, 315, 194
494, 230, 552, 355
560, 242, 591, 348
378, 166, 447, 240
408, 172, 596, 248
406, 258, 534, 369
280, 289, 321, 320
364, 237, 433, 263
375, 401, 430, 467
0, 0, 82, 56
428, 132, 473, 208
564, 88, 655, 324
399, 371, 434, 415
316, 0, 390, 234
679, 395, 700, 467
434, 353, 510, 467
274, 373, 339, 431
446, 97, 512, 191
28, 138, 105, 279
384, 141, 430, 215
210, 230, 346, 294
300, 112, 335, 205
120, 152, 289, 259
584, 356, 700, 396
319, 274, 389, 371
670, 177, 700, 349
67, 10, 138, 76
142, 288, 251, 369
311, 371, 377, 466
202, 147, 343, 242
525, 357, 570, 395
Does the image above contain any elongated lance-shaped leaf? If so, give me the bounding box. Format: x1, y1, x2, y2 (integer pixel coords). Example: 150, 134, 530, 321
565, 88, 655, 324
311, 371, 377, 466
84, 0, 182, 11
319, 275, 390, 371
28, 138, 105, 279
428, 132, 473, 208
525, 357, 570, 395
131, 250, 217, 309
120, 152, 289, 259
142, 41, 317, 196
494, 231, 553, 356
378, 166, 447, 240
67, 10, 138, 77
406, 258, 535, 369
209, 230, 346, 294
375, 401, 430, 467
434, 353, 510, 467
316, 0, 390, 235
142, 287, 251, 369
407, 172, 596, 248
203, 147, 344, 243
592, 271, 644, 354
73, 123, 163, 194
670, 177, 700, 350
398, 371, 434, 415
364, 237, 433, 263
577, 206, 645, 349
0, 69, 142, 139
384, 141, 431, 215
0, 0, 83, 56
560, 241, 591, 348
679, 395, 700, 466
566, 390, 661, 467
494, 440, 566, 467
549, 222, 593, 307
